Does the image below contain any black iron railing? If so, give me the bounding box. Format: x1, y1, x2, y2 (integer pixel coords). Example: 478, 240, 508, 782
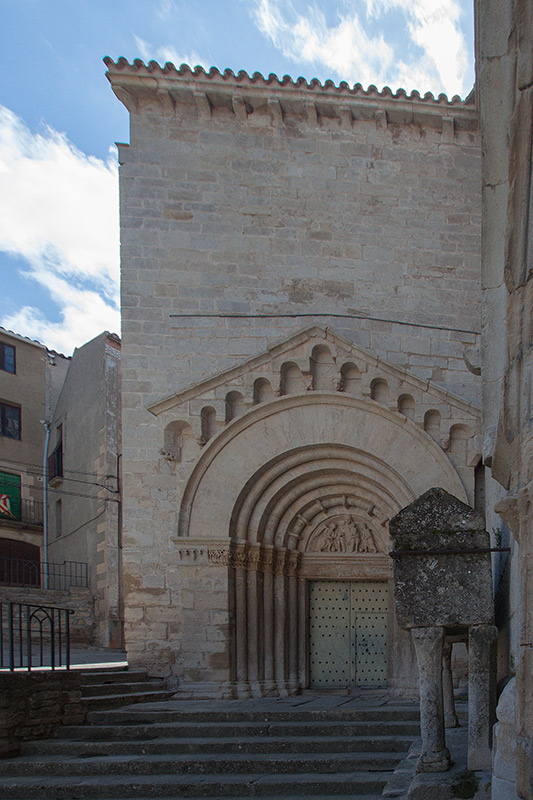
0, 601, 74, 670
0, 498, 44, 526
0, 558, 88, 590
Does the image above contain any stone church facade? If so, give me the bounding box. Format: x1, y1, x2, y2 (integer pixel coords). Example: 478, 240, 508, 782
106, 58, 484, 697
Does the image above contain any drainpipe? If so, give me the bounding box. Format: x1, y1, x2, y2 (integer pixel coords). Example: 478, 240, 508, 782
41, 420, 51, 589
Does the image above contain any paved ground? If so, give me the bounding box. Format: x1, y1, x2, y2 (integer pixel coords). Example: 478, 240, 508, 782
138, 690, 420, 714
0, 646, 127, 671
69, 647, 127, 669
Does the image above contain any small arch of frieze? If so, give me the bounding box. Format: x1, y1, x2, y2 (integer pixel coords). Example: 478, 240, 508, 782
214, 382, 246, 401
158, 418, 200, 463
273, 356, 310, 376
188, 397, 222, 417
167, 367, 478, 443
179, 393, 473, 538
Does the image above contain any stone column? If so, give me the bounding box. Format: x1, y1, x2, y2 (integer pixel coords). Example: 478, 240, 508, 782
412, 625, 450, 772
287, 551, 300, 694
233, 543, 249, 695
274, 549, 288, 695
261, 548, 275, 694
442, 641, 458, 728
246, 551, 260, 696
468, 623, 497, 770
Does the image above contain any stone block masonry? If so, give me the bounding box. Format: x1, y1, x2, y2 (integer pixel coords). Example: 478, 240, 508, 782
106, 61, 482, 684
0, 671, 84, 756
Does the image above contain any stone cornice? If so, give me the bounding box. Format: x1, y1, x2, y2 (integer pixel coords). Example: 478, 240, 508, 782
104, 58, 479, 132
147, 324, 481, 420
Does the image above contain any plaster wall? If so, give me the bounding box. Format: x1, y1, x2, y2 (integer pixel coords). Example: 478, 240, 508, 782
0, 330, 69, 556
48, 332, 122, 648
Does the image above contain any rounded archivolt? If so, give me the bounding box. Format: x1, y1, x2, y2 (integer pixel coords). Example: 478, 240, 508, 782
176, 391, 475, 698
179, 392, 468, 541
229, 443, 411, 549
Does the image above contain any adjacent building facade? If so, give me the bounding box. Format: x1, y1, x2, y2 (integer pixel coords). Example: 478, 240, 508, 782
0, 327, 69, 582
47, 331, 123, 648
106, 57, 485, 697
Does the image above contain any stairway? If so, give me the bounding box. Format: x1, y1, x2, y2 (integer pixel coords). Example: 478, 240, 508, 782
0, 694, 420, 799
80, 668, 175, 711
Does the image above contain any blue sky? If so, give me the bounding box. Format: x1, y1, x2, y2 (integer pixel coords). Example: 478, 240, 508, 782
0, 0, 475, 354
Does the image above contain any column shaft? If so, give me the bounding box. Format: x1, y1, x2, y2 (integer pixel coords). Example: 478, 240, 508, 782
468, 624, 497, 771
412, 625, 450, 772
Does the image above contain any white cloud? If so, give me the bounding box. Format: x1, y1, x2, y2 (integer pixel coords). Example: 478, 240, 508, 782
134, 35, 209, 70
365, 0, 468, 97
251, 0, 471, 98
0, 106, 120, 354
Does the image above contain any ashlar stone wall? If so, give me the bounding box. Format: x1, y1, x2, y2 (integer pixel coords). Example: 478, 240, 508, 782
106, 60, 482, 684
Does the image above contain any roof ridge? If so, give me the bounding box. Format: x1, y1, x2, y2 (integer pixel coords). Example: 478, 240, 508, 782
103, 57, 468, 107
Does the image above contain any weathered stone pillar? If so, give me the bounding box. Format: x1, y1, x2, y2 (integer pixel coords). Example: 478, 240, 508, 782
234, 563, 248, 691
233, 542, 249, 694
287, 551, 300, 693
442, 641, 458, 728
246, 561, 260, 695
274, 549, 288, 695
261, 549, 275, 694
412, 625, 451, 772
468, 623, 497, 770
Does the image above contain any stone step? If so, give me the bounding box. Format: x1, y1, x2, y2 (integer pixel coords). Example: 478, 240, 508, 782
3, 750, 403, 778
91, 797, 383, 800
85, 705, 420, 725
0, 770, 390, 798
22, 733, 414, 757
79, 669, 149, 685
82, 680, 169, 698
82, 690, 176, 710
60, 718, 420, 740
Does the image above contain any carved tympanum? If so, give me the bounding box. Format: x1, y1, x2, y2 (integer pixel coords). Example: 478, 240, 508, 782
309, 514, 383, 553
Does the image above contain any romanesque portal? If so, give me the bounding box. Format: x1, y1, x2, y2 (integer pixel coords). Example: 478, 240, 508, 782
157, 333, 481, 698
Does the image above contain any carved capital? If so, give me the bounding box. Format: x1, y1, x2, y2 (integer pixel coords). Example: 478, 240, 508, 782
260, 547, 275, 573
286, 550, 301, 575
274, 549, 288, 575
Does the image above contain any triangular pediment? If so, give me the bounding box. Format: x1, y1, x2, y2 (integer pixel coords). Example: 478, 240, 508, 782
148, 324, 479, 422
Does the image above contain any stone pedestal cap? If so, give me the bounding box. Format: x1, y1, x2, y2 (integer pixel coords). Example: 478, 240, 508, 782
389, 488, 493, 630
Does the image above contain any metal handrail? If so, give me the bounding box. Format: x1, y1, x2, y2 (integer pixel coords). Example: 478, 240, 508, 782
0, 558, 88, 590
0, 601, 74, 670
0, 498, 44, 526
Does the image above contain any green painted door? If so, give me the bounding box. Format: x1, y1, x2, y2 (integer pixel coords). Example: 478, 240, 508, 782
309, 580, 388, 688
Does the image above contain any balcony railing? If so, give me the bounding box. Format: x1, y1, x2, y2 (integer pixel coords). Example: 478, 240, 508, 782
0, 498, 44, 526
0, 558, 88, 591
0, 601, 73, 670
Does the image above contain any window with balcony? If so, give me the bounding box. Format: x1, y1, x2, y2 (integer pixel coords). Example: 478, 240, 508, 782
0, 402, 21, 439
0, 343, 15, 374
48, 429, 63, 481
